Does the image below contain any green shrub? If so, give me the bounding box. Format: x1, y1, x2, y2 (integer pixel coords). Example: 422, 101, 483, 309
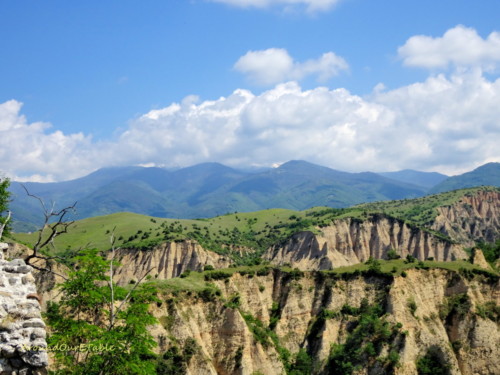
407, 298, 417, 318
180, 269, 191, 278
325, 302, 403, 375
416, 346, 450, 375
269, 302, 281, 330
198, 287, 221, 302
439, 293, 471, 321
204, 270, 232, 281
256, 267, 272, 276
224, 294, 241, 309
386, 249, 400, 260
288, 349, 313, 375
156, 338, 199, 375
476, 301, 499, 322
405, 254, 416, 264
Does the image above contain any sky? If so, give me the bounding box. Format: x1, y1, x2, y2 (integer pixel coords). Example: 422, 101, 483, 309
1, 0, 500, 182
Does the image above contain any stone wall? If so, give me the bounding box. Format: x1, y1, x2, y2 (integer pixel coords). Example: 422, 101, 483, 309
0, 242, 48, 375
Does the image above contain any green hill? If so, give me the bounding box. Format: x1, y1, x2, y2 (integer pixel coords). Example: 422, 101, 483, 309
378, 169, 448, 189
9, 160, 428, 231
13, 187, 497, 264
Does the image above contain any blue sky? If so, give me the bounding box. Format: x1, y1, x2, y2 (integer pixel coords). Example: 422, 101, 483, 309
1, 0, 500, 181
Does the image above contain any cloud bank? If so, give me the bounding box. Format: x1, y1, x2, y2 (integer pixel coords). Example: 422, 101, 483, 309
1, 26, 499, 182
234, 48, 348, 85
2, 70, 499, 182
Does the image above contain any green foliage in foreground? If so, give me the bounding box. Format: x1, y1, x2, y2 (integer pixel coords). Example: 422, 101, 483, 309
45, 249, 159, 375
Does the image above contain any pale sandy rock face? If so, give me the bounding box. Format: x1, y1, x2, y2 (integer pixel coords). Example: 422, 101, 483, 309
112, 240, 232, 285
0, 244, 48, 374
265, 215, 467, 270
265, 190, 500, 271
148, 268, 498, 375
431, 190, 500, 246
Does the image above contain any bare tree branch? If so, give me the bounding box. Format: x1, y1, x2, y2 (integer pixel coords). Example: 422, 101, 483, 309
21, 184, 77, 266
28, 257, 69, 280
108, 227, 117, 329
107, 265, 156, 331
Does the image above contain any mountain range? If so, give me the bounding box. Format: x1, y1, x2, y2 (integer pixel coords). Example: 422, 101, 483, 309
8, 160, 500, 232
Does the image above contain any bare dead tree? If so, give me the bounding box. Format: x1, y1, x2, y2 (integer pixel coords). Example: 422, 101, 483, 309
22, 185, 76, 279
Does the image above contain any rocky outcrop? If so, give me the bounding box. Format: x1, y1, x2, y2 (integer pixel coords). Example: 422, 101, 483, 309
152, 268, 499, 374
431, 190, 500, 246
0, 243, 48, 375
265, 215, 467, 270
112, 240, 232, 285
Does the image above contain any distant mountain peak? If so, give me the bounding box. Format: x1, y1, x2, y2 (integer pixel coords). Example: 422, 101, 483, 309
429, 162, 500, 194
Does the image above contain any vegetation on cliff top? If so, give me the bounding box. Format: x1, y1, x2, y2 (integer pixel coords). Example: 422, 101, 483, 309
12, 187, 498, 265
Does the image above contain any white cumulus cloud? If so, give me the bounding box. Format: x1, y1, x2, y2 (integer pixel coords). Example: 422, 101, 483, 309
0, 100, 96, 182
398, 25, 500, 70
234, 48, 348, 85
210, 0, 341, 13
1, 71, 500, 181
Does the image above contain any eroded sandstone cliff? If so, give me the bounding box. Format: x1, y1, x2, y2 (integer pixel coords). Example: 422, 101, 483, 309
431, 190, 500, 246
265, 215, 467, 270
112, 240, 232, 285
150, 268, 499, 375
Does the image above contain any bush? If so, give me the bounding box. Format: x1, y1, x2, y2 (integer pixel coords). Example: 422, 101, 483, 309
256, 267, 272, 276
224, 294, 241, 309
204, 270, 232, 281
198, 287, 221, 302
288, 349, 313, 375
285, 268, 304, 280
407, 298, 417, 317
325, 302, 403, 375
368, 259, 382, 273
386, 249, 400, 260
180, 270, 191, 278
416, 346, 450, 375
156, 338, 199, 375
475, 301, 499, 322
439, 293, 471, 321
405, 254, 416, 264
